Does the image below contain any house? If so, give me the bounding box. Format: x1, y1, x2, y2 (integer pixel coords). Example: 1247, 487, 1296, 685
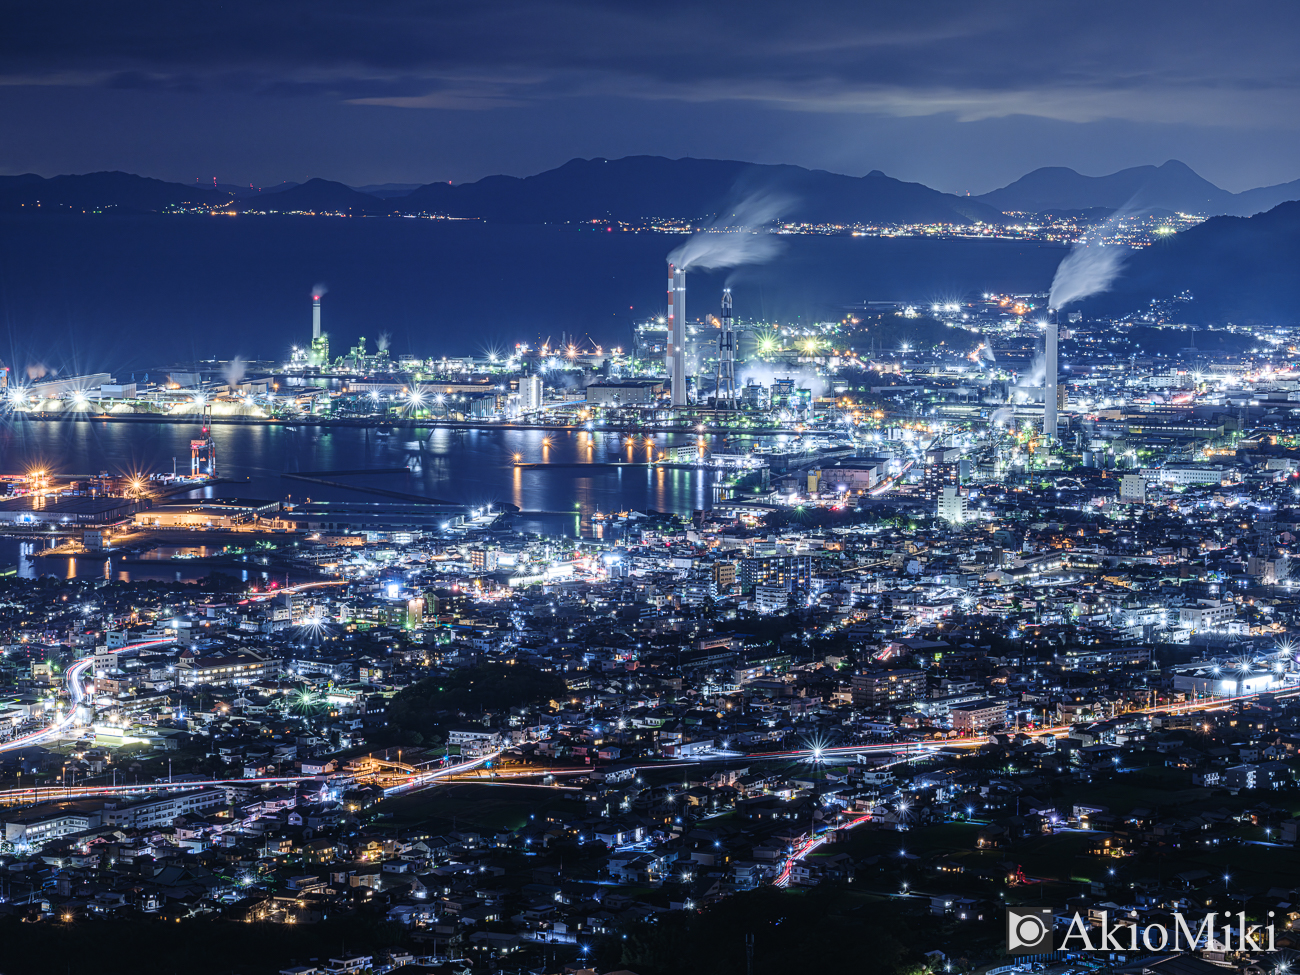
324, 956, 372, 975
1225, 762, 1291, 791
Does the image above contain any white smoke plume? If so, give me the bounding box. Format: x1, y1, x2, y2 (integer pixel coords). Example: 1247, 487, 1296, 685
376, 331, 391, 352
1049, 209, 1136, 310
311, 282, 329, 298
223, 356, 247, 389
1021, 347, 1046, 390
1049, 242, 1128, 310
667, 190, 792, 271
739, 361, 826, 399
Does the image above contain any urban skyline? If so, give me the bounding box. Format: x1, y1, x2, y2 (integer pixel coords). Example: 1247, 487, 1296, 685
6, 5, 1300, 975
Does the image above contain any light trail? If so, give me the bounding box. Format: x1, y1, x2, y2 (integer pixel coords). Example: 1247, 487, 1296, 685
0, 638, 175, 755
747, 685, 1300, 765
3, 630, 1291, 816
0, 775, 316, 806
773, 813, 872, 888
237, 580, 349, 606
868, 459, 914, 496
382, 753, 499, 795
442, 780, 581, 792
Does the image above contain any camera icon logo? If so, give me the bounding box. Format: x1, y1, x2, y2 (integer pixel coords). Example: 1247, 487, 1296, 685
1006, 907, 1055, 954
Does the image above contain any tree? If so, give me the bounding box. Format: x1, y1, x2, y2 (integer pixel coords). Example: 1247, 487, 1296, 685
608, 886, 916, 975
386, 663, 566, 740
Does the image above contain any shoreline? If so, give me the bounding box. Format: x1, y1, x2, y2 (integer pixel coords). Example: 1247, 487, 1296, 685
5, 411, 820, 435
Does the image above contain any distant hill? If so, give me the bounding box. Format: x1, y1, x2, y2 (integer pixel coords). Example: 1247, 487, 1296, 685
0, 174, 44, 192
7, 157, 1300, 228
0, 171, 231, 213
237, 178, 386, 214
1093, 200, 1300, 323
979, 160, 1300, 217
1228, 178, 1300, 216
350, 182, 423, 198
216, 181, 300, 198
401, 155, 1002, 226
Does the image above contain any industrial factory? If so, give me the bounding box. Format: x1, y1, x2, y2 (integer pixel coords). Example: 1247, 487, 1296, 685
4, 262, 1259, 501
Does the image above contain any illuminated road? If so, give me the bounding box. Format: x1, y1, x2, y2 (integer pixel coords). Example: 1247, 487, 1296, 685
0, 625, 1293, 820
0, 638, 176, 756
746, 684, 1300, 765
236, 579, 350, 606
0, 775, 315, 806
0, 755, 506, 807
868, 459, 915, 497
773, 813, 872, 887
762, 685, 1300, 887
0, 583, 348, 756
382, 754, 499, 795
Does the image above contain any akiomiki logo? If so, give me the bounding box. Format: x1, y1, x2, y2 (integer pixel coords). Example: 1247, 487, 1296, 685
1006, 909, 1279, 955
1006, 908, 1055, 954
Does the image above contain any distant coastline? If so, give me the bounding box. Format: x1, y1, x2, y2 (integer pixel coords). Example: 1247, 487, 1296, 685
3, 412, 814, 435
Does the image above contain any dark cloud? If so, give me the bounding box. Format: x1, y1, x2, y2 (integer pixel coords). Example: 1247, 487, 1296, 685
1, 1, 1299, 188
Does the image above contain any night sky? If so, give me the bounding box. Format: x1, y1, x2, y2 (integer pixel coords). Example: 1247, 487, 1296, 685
4, 0, 1300, 193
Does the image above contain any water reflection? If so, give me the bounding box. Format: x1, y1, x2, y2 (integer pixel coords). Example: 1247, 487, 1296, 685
0, 419, 747, 577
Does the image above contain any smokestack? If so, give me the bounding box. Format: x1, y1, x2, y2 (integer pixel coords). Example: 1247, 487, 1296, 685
1044, 310, 1058, 441
716, 288, 735, 405
666, 265, 675, 399
313, 294, 322, 341
676, 265, 686, 405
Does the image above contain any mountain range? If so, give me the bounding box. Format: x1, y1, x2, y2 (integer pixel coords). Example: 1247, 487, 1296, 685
397, 156, 999, 225
976, 160, 1300, 217
3, 156, 1299, 224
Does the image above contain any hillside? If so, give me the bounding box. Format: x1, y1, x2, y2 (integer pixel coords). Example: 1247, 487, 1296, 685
401, 155, 1002, 226
236, 178, 386, 214
0, 171, 231, 213
7, 157, 1300, 226
1093, 200, 1300, 323
979, 160, 1300, 217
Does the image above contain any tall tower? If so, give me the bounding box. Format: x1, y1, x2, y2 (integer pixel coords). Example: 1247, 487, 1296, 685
715, 288, 736, 406
310, 293, 330, 369
665, 266, 676, 403
1044, 312, 1058, 441
666, 264, 687, 407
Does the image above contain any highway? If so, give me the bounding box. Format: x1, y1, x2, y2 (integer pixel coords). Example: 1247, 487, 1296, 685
0, 638, 176, 756
743, 683, 1300, 765
760, 686, 1300, 887
0, 580, 351, 757
1, 623, 1294, 817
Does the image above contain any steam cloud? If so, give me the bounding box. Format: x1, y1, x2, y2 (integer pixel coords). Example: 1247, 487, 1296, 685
311, 282, 329, 298
25, 363, 48, 381
376, 331, 391, 352
667, 190, 792, 271
1048, 210, 1134, 309
224, 356, 247, 388
1049, 242, 1128, 310
1015, 344, 1046, 395
739, 361, 827, 399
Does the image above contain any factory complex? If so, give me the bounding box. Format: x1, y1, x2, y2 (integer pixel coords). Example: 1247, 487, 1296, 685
6, 277, 1300, 975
